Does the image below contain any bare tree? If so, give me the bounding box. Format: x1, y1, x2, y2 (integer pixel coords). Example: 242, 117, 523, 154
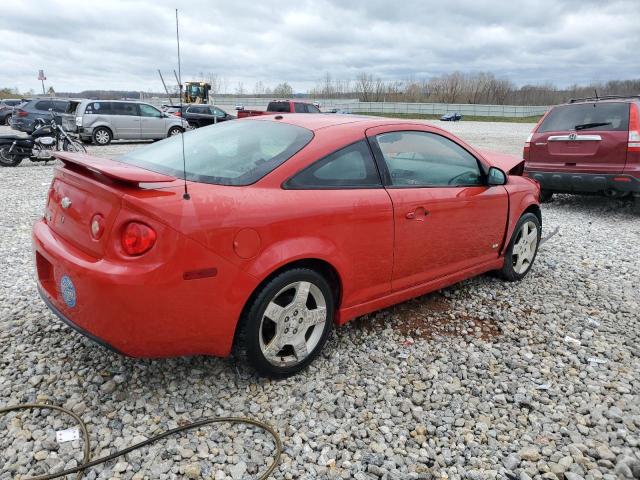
273, 82, 293, 98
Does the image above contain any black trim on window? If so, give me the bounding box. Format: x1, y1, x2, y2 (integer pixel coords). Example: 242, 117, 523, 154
283, 139, 384, 190
366, 130, 489, 188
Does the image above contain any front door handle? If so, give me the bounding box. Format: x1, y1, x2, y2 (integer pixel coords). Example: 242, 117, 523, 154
406, 207, 429, 220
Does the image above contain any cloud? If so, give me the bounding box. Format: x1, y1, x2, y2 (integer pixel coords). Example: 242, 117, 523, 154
0, 0, 638, 93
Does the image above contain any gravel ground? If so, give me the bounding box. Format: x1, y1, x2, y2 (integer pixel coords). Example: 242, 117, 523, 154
1, 122, 639, 480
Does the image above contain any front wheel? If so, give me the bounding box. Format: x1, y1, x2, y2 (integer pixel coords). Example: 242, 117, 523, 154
499, 213, 541, 281
62, 138, 87, 153
0, 146, 23, 167
234, 268, 334, 378
168, 126, 184, 137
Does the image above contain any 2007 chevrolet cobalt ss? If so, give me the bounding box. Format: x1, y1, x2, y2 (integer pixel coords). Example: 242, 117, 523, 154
33, 114, 541, 377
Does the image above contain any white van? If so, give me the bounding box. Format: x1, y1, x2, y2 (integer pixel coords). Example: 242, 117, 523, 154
75, 100, 189, 145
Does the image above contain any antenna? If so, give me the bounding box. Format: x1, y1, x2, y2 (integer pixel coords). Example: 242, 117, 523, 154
175, 8, 190, 200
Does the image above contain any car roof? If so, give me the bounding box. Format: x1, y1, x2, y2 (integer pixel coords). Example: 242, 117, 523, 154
246, 113, 438, 133
564, 95, 640, 105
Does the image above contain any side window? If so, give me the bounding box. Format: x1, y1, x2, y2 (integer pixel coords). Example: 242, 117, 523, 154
294, 103, 306, 113
286, 140, 381, 189
306, 104, 321, 113
139, 104, 162, 117
112, 102, 138, 116
35, 101, 52, 111
85, 101, 112, 115
376, 131, 483, 187
212, 107, 225, 117
52, 101, 68, 113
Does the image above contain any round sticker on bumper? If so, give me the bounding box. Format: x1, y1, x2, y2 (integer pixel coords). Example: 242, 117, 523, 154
60, 275, 76, 308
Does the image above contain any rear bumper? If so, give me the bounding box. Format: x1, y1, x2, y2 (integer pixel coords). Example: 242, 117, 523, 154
525, 170, 640, 195
33, 219, 254, 358
9, 117, 32, 133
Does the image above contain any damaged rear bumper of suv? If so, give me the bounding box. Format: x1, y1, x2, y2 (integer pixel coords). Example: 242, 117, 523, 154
525, 171, 640, 195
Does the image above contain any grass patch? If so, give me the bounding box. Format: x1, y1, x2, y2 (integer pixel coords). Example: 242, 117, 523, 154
357, 112, 542, 123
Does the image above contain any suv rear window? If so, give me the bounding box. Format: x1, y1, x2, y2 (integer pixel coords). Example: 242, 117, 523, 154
120, 120, 313, 186
267, 102, 291, 113
539, 102, 630, 133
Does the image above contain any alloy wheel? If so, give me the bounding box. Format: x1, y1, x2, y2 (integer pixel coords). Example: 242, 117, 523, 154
258, 281, 327, 367
95, 130, 110, 144
512, 220, 538, 274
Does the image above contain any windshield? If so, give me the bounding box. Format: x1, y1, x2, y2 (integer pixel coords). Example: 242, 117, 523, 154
119, 120, 313, 186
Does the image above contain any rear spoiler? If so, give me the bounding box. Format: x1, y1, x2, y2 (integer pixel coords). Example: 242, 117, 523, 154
54, 152, 176, 185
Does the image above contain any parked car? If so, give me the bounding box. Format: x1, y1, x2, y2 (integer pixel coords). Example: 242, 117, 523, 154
237, 100, 321, 118
440, 113, 463, 121
162, 105, 184, 116
0, 98, 23, 125
74, 100, 189, 145
181, 104, 234, 127
10, 98, 82, 133
524, 95, 640, 209
34, 115, 541, 377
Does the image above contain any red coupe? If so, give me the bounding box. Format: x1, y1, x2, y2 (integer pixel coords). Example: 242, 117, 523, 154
33, 115, 541, 377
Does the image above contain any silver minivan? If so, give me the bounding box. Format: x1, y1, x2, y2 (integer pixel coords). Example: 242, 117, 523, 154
75, 100, 189, 145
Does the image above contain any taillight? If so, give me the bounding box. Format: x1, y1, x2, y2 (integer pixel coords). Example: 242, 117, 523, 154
523, 110, 549, 160
628, 103, 640, 153
121, 222, 156, 256
90, 214, 105, 240
16, 109, 28, 117
174, 111, 182, 117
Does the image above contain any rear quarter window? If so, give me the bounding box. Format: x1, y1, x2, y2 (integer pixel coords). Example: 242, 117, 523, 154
539, 103, 630, 133
267, 102, 291, 113
85, 102, 113, 115
34, 100, 53, 111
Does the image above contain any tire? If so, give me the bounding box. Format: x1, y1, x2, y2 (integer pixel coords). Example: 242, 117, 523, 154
62, 138, 87, 153
168, 126, 184, 137
4, 115, 11, 126
234, 268, 334, 378
499, 212, 541, 282
92, 127, 112, 145
0, 146, 23, 167
539, 190, 553, 203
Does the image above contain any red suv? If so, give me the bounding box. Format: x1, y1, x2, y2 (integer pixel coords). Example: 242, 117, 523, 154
524, 96, 640, 211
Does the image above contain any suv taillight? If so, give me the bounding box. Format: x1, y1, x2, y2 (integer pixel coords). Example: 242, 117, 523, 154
628, 103, 640, 153
121, 222, 156, 256
523, 110, 550, 160
16, 109, 28, 117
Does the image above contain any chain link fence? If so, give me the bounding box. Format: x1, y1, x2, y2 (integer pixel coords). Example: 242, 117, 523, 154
149, 97, 549, 118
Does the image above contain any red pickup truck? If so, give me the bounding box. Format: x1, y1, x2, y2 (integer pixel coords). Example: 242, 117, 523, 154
237, 100, 321, 118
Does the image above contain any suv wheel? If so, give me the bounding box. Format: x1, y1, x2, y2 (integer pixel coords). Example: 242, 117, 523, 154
168, 126, 183, 137
499, 213, 541, 281
234, 268, 334, 378
539, 190, 553, 203
4, 115, 11, 126
92, 127, 112, 145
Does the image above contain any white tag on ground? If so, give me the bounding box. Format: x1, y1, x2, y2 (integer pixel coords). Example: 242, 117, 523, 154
56, 427, 80, 443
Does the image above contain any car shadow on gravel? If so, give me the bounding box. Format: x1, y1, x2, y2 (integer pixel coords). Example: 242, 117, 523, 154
547, 193, 637, 216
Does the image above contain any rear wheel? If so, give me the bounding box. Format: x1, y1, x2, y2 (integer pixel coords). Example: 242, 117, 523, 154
168, 126, 184, 137
499, 213, 541, 281
234, 268, 334, 378
92, 127, 112, 145
4, 115, 12, 126
539, 190, 554, 203
0, 146, 23, 167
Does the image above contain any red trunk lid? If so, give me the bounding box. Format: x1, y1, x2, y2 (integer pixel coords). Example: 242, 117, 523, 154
45, 153, 176, 257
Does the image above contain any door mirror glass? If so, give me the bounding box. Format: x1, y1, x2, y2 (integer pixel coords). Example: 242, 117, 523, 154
487, 167, 507, 186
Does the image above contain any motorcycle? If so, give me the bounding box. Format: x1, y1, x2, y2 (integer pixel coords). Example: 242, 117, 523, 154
0, 112, 86, 167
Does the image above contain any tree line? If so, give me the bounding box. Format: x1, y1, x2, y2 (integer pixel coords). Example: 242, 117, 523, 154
309, 72, 640, 106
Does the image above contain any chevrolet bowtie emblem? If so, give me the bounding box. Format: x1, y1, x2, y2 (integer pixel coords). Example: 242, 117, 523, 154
61, 197, 72, 209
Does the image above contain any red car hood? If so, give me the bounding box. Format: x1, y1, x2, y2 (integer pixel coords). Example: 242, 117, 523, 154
480, 150, 524, 175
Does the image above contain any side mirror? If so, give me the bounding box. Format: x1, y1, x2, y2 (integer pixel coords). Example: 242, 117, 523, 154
487, 167, 507, 186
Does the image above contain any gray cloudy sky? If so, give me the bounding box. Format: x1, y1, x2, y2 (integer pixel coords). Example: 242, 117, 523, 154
1, 0, 638, 93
